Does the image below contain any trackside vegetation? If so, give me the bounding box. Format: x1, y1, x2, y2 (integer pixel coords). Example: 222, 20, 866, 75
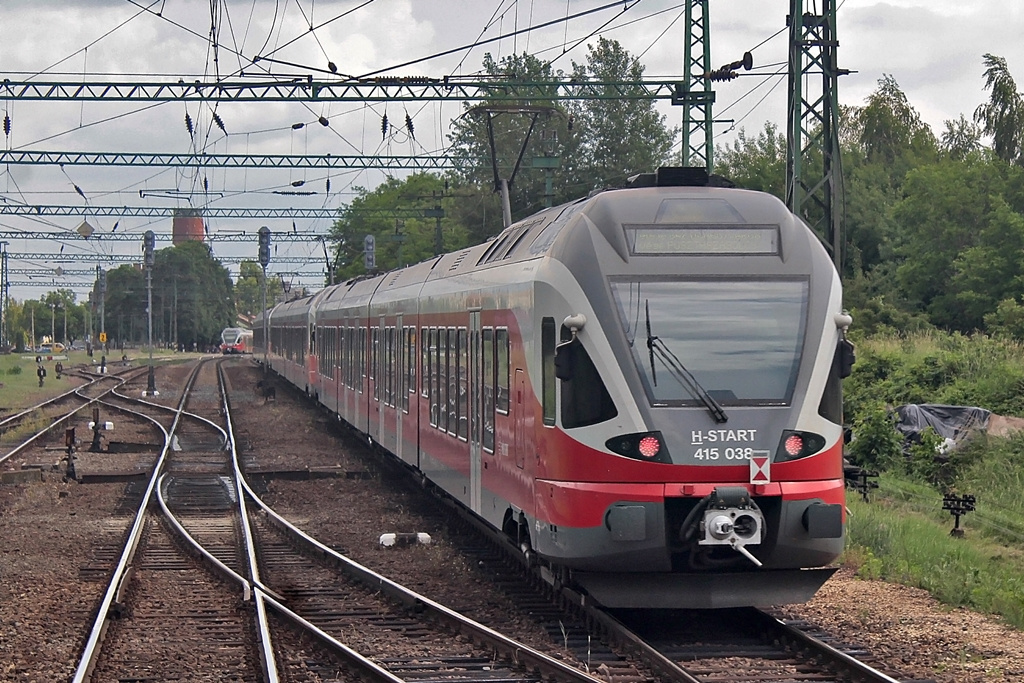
842, 332, 1024, 629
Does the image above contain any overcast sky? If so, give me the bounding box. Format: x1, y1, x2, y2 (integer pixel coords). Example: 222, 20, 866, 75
1, 0, 1021, 300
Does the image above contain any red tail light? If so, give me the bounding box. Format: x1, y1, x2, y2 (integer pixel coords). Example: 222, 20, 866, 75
784, 434, 804, 457
638, 436, 661, 458
605, 431, 671, 463
775, 430, 826, 463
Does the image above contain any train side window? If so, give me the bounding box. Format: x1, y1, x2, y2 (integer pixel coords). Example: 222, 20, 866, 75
439, 328, 448, 432
559, 326, 618, 428
428, 328, 437, 427
421, 327, 429, 398
447, 327, 457, 436
387, 326, 395, 407
542, 317, 556, 426
483, 328, 495, 453
458, 327, 468, 440
404, 327, 414, 413
359, 326, 366, 394
496, 328, 509, 414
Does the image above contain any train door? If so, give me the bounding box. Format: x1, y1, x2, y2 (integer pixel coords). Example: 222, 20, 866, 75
514, 368, 526, 469
395, 314, 404, 463
377, 315, 385, 442
469, 311, 482, 514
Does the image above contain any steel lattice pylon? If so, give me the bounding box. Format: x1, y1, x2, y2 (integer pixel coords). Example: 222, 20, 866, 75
786, 0, 843, 273
679, 0, 715, 169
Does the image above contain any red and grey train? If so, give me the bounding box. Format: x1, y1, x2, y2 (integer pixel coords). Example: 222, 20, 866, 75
254, 168, 854, 609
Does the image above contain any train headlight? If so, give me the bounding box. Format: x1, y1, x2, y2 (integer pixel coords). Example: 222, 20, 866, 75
775, 430, 826, 462
605, 431, 671, 463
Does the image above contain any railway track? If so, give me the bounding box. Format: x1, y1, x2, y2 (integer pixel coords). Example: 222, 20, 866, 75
0, 366, 152, 470
72, 358, 605, 682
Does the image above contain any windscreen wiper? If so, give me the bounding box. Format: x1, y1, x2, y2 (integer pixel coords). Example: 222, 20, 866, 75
646, 301, 728, 423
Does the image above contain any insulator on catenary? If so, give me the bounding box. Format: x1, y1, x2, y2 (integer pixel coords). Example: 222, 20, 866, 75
204, 176, 209, 192
405, 113, 415, 139
185, 112, 194, 136
326, 177, 331, 193
292, 122, 305, 130
212, 111, 226, 134
328, 61, 338, 74
291, 180, 305, 187
3, 113, 10, 136
381, 113, 389, 139
318, 116, 329, 127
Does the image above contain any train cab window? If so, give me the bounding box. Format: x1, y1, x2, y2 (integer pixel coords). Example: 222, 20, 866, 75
542, 318, 556, 426
558, 327, 618, 428
817, 339, 848, 424
610, 278, 807, 406
496, 328, 509, 413
482, 328, 495, 453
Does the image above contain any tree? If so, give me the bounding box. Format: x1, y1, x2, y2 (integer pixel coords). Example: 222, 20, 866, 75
974, 54, 1024, 165
235, 261, 284, 317
713, 122, 786, 196
563, 37, 675, 194
447, 52, 565, 237
330, 173, 470, 281
892, 157, 1013, 330
856, 74, 936, 165
940, 115, 983, 161
103, 241, 234, 348
444, 41, 676, 238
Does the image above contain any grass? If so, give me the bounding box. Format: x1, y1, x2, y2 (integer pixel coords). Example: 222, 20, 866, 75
839, 331, 1024, 630
845, 483, 1024, 629
0, 347, 202, 410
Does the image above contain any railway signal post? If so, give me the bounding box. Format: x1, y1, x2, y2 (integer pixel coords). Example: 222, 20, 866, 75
258, 226, 271, 375
143, 230, 157, 395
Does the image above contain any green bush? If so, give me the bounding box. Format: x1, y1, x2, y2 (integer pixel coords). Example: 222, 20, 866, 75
847, 402, 902, 470
6, 365, 22, 375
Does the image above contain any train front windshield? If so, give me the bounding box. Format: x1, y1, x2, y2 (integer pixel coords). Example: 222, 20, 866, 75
610, 279, 807, 406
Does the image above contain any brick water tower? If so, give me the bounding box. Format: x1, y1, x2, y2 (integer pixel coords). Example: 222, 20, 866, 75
172, 208, 205, 245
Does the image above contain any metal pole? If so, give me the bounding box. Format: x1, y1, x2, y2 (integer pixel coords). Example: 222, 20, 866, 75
0, 242, 8, 349
143, 230, 156, 394
262, 266, 268, 375
147, 266, 155, 392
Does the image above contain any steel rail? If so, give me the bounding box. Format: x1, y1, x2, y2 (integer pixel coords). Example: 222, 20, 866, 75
235, 475, 602, 683
215, 361, 280, 683
0, 372, 114, 430
753, 609, 904, 683
0, 374, 133, 466
216, 364, 601, 683
71, 361, 206, 683
156, 477, 408, 683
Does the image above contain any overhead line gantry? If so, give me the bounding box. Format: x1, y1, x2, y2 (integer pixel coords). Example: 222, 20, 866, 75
0, 151, 454, 170
0, 78, 687, 103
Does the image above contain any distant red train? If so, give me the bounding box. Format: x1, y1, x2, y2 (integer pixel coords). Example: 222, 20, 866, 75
255, 168, 854, 609
220, 327, 253, 354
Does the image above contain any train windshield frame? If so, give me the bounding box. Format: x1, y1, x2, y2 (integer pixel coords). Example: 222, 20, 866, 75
609, 278, 808, 406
